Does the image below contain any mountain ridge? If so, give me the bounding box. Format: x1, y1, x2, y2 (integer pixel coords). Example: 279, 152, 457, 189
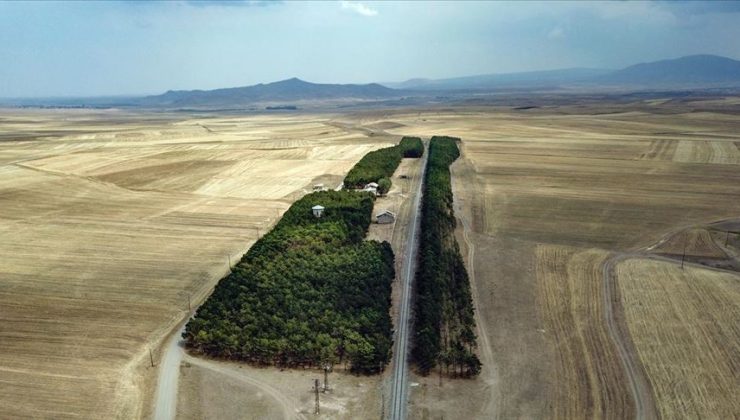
91, 54, 740, 108
603, 54, 740, 85
387, 54, 740, 90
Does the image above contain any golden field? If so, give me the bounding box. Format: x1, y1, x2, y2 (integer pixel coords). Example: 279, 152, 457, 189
617, 258, 740, 419
350, 99, 740, 419
0, 110, 392, 418
2, 97, 739, 419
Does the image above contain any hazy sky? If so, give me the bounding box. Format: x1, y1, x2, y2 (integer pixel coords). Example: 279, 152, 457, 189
1, 0, 739, 97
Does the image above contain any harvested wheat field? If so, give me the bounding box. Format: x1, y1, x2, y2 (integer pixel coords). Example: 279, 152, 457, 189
0, 109, 393, 419
617, 258, 740, 419
535, 245, 634, 419
341, 98, 740, 418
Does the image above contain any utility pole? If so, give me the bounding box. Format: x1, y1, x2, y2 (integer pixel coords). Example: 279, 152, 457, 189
227, 254, 232, 269
149, 348, 154, 367
323, 364, 330, 393
726, 230, 731, 247
381, 393, 384, 420
314, 378, 320, 414
188, 294, 191, 311
681, 239, 687, 270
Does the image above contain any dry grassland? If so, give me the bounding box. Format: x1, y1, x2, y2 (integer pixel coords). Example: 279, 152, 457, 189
617, 259, 740, 419
177, 356, 384, 420
176, 362, 284, 420
0, 109, 392, 418
348, 99, 740, 418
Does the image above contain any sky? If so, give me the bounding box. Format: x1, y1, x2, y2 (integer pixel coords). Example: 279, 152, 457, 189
1, 0, 739, 97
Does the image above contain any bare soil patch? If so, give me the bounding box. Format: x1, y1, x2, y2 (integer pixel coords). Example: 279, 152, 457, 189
177, 355, 384, 419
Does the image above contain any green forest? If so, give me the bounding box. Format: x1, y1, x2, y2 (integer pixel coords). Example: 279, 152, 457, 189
344, 136, 423, 194
184, 190, 395, 374
412, 136, 481, 377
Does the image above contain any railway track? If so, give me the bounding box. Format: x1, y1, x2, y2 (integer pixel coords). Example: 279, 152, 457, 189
388, 141, 428, 420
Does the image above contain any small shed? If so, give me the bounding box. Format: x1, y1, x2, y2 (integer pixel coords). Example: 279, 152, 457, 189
312, 205, 325, 218
313, 183, 326, 192
363, 186, 378, 196
375, 209, 396, 224
366, 182, 379, 189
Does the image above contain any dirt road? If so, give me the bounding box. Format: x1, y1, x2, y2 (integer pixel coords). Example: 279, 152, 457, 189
602, 254, 658, 420
153, 324, 187, 420
453, 193, 498, 417
153, 321, 306, 420
388, 141, 428, 420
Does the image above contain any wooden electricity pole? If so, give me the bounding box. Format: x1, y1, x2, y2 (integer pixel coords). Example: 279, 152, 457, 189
323, 365, 330, 393
149, 348, 155, 367
681, 239, 687, 270
726, 230, 731, 247
381, 393, 385, 420
314, 378, 320, 414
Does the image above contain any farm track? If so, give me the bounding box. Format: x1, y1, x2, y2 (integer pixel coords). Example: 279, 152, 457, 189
601, 253, 658, 420
153, 323, 187, 420
453, 173, 496, 417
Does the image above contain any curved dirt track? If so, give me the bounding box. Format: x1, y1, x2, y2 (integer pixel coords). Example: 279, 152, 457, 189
601, 253, 658, 420
601, 235, 739, 420
182, 355, 306, 420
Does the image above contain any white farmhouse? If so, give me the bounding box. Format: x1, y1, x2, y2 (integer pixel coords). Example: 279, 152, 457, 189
375, 209, 396, 224
363, 185, 378, 196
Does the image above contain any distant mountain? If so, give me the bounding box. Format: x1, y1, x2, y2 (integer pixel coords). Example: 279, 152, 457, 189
387, 55, 740, 91
600, 54, 740, 86
10, 55, 739, 109
385, 68, 612, 90
141, 77, 401, 107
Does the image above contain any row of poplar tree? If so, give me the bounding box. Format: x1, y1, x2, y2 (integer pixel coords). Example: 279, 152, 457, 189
344, 136, 423, 194
412, 136, 482, 378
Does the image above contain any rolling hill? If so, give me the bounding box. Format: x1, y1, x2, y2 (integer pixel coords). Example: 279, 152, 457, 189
141, 77, 402, 107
